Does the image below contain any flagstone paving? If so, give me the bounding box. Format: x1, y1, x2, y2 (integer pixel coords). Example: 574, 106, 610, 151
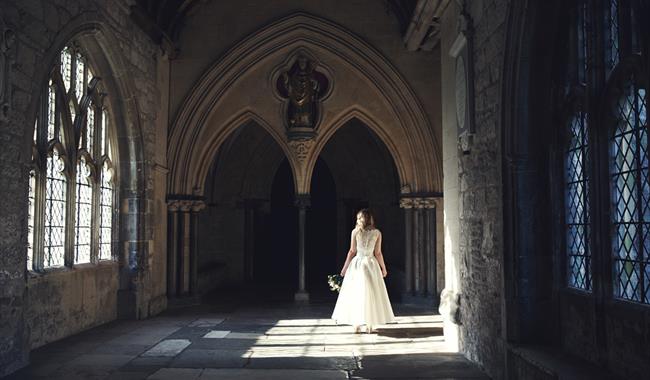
6, 299, 489, 379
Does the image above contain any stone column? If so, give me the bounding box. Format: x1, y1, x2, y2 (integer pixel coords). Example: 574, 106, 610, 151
167, 198, 205, 300
413, 200, 425, 295
422, 198, 438, 298
167, 202, 180, 297
189, 201, 205, 296
400, 197, 415, 296
295, 194, 310, 301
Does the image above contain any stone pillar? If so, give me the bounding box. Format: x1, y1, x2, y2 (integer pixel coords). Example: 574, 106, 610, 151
167, 203, 180, 297
401, 195, 441, 303
167, 198, 205, 301
413, 201, 424, 295
400, 197, 415, 296
189, 202, 204, 295
295, 194, 310, 301
422, 198, 438, 299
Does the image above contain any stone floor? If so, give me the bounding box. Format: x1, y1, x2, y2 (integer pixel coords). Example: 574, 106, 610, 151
7, 296, 489, 379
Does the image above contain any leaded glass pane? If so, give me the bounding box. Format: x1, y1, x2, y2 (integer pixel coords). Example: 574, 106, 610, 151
47, 81, 56, 141
69, 99, 76, 125
44, 151, 66, 267
611, 78, 649, 304
100, 110, 108, 157
60, 47, 72, 92
74, 159, 92, 264
99, 163, 113, 260
605, 0, 620, 76
27, 170, 35, 270
87, 105, 95, 156
74, 52, 85, 100
566, 112, 591, 290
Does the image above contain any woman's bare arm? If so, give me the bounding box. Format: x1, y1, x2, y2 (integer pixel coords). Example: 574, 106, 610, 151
340, 229, 358, 276
374, 231, 388, 277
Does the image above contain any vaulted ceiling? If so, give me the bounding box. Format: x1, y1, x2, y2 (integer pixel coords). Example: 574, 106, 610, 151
129, 0, 448, 56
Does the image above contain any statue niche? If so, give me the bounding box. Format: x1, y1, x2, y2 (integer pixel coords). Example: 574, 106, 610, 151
277, 55, 328, 140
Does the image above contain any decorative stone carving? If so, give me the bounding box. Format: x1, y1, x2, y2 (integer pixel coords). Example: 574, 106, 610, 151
400, 196, 439, 209
0, 18, 15, 122
167, 199, 206, 212
277, 54, 328, 140
288, 138, 315, 163
448, 5, 475, 154
399, 197, 415, 209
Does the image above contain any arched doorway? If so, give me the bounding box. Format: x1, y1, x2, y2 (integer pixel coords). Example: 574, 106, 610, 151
306, 157, 338, 296
197, 121, 291, 296
316, 118, 404, 298
263, 159, 298, 292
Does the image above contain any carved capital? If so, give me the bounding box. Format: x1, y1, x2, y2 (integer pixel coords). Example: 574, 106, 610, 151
399, 197, 415, 209
167, 200, 181, 212
288, 138, 315, 163
167, 197, 206, 213
420, 197, 438, 209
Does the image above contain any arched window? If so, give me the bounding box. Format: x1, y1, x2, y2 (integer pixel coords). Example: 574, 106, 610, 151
609, 67, 647, 303
563, 1, 591, 291
559, 0, 648, 304
27, 42, 116, 271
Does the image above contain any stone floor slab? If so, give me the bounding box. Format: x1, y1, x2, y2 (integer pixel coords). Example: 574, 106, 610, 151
202, 330, 230, 338
199, 368, 348, 379
141, 339, 191, 357
10, 300, 488, 380
147, 368, 203, 379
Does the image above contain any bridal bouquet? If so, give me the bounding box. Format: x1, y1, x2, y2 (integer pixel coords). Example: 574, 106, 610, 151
327, 274, 343, 293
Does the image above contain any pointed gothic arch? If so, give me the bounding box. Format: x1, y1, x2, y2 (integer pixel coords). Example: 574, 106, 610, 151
168, 12, 441, 197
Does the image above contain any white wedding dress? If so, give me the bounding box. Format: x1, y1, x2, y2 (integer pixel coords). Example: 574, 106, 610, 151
332, 228, 395, 326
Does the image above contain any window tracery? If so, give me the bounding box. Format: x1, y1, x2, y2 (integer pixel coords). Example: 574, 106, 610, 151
27, 42, 116, 271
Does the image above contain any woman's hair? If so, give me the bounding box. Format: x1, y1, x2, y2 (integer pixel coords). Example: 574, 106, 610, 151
356, 208, 375, 229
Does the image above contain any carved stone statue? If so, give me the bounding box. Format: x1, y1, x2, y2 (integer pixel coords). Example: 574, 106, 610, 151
281, 56, 320, 130
0, 22, 15, 122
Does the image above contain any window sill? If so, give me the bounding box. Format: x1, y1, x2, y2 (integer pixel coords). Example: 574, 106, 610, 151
27, 261, 118, 281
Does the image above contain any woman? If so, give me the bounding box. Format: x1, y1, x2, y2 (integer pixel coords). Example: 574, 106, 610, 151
332, 209, 395, 333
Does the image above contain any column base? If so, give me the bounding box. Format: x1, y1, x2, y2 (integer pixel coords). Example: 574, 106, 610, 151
294, 291, 310, 302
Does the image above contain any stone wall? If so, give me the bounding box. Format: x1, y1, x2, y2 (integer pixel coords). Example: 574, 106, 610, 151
457, 1, 508, 377
0, 0, 165, 375
440, 0, 510, 378
25, 263, 119, 349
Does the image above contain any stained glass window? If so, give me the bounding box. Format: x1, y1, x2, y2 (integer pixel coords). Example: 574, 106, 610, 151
74, 159, 92, 264
611, 77, 649, 304
99, 163, 113, 260
566, 112, 591, 290
44, 150, 66, 267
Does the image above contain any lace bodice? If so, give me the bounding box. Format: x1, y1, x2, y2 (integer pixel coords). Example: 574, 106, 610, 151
355, 228, 380, 256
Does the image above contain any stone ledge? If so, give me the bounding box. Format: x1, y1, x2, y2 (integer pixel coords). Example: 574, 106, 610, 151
508, 345, 621, 380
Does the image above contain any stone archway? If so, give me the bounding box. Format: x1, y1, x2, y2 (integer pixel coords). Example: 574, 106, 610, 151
167, 12, 443, 302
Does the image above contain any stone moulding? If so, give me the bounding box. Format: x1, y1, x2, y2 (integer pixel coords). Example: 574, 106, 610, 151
168, 12, 442, 197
